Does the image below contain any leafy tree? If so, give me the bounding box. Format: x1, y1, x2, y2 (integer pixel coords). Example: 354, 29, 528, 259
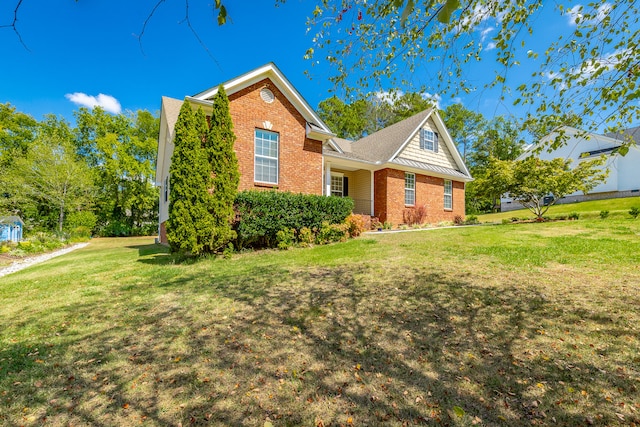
440, 104, 486, 163
469, 157, 514, 213
469, 116, 525, 171
305, 1, 640, 143
73, 107, 158, 235
464, 116, 525, 212
204, 86, 240, 252
0, 103, 37, 170
317, 96, 369, 139
387, 92, 434, 124
508, 156, 608, 220
3, 134, 94, 232
166, 103, 212, 255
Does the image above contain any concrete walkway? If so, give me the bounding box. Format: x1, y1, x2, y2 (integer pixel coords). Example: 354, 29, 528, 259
0, 242, 89, 278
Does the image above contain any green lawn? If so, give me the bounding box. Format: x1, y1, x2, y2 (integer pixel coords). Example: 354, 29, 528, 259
1, 220, 639, 426
478, 195, 640, 222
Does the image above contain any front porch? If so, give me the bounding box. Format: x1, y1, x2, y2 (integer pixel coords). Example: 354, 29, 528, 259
323, 160, 374, 216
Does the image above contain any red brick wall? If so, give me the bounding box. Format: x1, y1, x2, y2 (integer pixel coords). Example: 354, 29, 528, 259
159, 221, 167, 244
374, 168, 465, 225
228, 79, 323, 194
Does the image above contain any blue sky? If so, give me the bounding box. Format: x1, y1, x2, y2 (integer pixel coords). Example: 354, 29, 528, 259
1, 1, 631, 130
1, 1, 333, 121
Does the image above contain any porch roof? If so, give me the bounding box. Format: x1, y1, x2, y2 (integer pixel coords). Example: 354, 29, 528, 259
391, 157, 471, 180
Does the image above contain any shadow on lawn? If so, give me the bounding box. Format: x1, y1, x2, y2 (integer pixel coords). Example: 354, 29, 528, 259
1, 263, 638, 426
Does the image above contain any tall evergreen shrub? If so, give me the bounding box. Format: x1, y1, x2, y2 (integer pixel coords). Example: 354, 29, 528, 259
166, 103, 211, 255
203, 86, 240, 251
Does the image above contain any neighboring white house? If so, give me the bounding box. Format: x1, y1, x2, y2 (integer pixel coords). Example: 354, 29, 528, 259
501, 126, 640, 211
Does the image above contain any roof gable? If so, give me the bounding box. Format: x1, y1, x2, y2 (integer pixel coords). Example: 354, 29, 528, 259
347, 109, 470, 178
190, 62, 332, 135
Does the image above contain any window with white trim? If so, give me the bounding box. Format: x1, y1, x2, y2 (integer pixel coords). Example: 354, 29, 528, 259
405, 172, 415, 206
444, 180, 453, 210
419, 128, 439, 152
254, 129, 279, 184
330, 173, 344, 197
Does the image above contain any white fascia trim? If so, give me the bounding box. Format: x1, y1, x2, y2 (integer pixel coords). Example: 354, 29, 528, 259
325, 139, 345, 154
430, 110, 472, 177
387, 112, 433, 161
520, 126, 624, 160
192, 63, 333, 134
184, 96, 214, 109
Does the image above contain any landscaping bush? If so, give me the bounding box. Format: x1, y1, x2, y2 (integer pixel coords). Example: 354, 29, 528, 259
276, 228, 296, 250
464, 215, 479, 225
403, 205, 426, 225
630, 207, 640, 219
234, 190, 354, 249
315, 221, 349, 244
599, 210, 609, 219
298, 227, 314, 247
453, 215, 464, 225
568, 212, 580, 220
345, 214, 366, 238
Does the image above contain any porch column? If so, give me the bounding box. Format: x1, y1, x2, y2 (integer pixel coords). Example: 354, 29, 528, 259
325, 162, 331, 196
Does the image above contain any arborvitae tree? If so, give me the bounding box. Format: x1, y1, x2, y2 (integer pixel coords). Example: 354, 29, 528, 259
203, 85, 239, 252
166, 102, 211, 255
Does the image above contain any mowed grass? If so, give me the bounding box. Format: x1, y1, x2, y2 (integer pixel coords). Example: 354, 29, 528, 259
1, 220, 639, 426
478, 195, 640, 222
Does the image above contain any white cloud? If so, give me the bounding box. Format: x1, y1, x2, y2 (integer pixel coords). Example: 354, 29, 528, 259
65, 92, 122, 114
485, 42, 497, 51
480, 26, 495, 42
566, 3, 611, 26
420, 92, 442, 109
374, 90, 403, 105
545, 47, 630, 90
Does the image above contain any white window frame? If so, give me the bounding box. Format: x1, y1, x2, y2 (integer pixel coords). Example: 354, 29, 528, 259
423, 129, 435, 151
330, 172, 344, 197
444, 179, 453, 210
254, 129, 279, 185
405, 172, 415, 206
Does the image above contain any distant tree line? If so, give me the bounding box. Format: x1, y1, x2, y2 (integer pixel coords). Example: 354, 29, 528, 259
0, 103, 159, 237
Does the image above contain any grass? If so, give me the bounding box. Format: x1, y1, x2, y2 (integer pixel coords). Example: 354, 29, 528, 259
1, 220, 639, 426
478, 195, 640, 222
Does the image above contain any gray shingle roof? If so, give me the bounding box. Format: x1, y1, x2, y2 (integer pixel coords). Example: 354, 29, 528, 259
605, 125, 640, 145
350, 109, 432, 162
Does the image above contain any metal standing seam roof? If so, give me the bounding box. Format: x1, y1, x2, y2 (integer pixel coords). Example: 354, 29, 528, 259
391, 157, 471, 180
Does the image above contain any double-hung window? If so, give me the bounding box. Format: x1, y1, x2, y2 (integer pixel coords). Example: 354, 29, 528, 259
254, 129, 279, 184
419, 129, 439, 152
405, 172, 415, 206
444, 180, 453, 210
330, 173, 344, 197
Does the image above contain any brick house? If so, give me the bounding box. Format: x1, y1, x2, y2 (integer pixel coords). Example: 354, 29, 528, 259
156, 63, 472, 242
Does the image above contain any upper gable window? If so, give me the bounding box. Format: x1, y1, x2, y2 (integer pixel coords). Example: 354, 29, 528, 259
255, 129, 279, 184
419, 129, 439, 152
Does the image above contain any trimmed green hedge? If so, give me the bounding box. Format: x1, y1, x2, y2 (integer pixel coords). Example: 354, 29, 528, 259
234, 190, 354, 249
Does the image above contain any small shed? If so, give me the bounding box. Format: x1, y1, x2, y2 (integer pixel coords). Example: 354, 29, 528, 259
0, 216, 24, 242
